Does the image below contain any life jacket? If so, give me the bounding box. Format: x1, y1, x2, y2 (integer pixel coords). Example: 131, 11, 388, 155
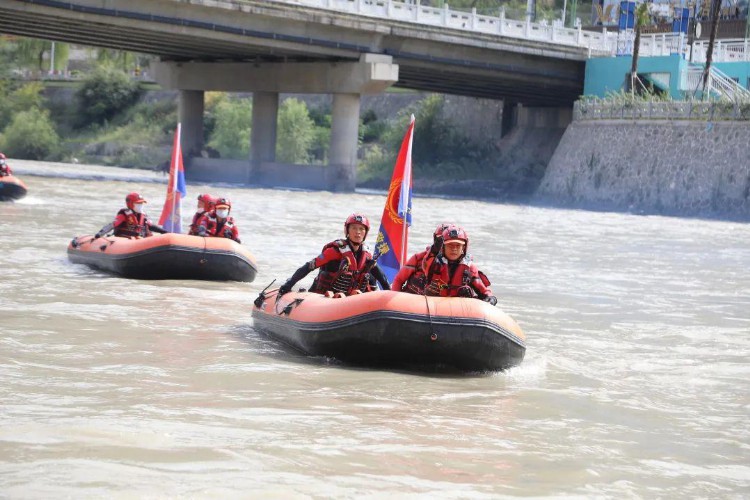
310, 239, 374, 295
188, 210, 206, 236
407, 247, 444, 294
0, 165, 10, 177
201, 213, 240, 241
113, 208, 150, 238
424, 254, 485, 298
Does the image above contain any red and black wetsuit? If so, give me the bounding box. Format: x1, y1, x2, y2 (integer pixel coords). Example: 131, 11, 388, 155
282, 239, 390, 295
423, 254, 493, 299
104, 208, 166, 238
196, 212, 241, 243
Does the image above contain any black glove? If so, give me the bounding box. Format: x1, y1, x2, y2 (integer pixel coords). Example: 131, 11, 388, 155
278, 283, 292, 296
430, 236, 443, 256
483, 295, 498, 306
94, 232, 102, 239
223, 229, 233, 238
197, 227, 207, 237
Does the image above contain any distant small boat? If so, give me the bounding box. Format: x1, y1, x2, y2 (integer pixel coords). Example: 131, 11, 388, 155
67, 233, 258, 281
252, 289, 526, 373
0, 175, 27, 201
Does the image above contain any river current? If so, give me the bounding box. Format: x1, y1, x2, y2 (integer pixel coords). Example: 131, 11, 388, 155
1, 160, 748, 498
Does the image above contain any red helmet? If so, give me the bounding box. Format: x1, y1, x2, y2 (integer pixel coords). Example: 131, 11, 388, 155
434, 223, 451, 241
214, 197, 231, 211
125, 192, 147, 210
344, 213, 370, 238
441, 224, 469, 254
197, 193, 215, 209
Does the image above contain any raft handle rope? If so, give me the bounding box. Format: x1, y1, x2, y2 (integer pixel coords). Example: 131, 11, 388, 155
99, 237, 117, 252
199, 235, 208, 265
423, 292, 436, 341
280, 298, 304, 316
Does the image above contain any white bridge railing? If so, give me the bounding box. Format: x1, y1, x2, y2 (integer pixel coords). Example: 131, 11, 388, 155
598, 31, 749, 63
205, 1, 749, 63
691, 39, 750, 63
282, 0, 612, 54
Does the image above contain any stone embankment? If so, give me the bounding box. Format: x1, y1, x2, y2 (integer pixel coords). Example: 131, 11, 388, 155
536, 118, 750, 220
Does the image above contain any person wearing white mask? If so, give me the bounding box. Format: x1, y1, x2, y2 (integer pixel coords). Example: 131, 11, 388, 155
196, 197, 241, 243
95, 192, 166, 239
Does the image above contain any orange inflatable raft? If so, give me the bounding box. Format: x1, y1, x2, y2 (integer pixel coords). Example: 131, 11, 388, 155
252, 289, 526, 373
0, 175, 27, 201
68, 233, 258, 281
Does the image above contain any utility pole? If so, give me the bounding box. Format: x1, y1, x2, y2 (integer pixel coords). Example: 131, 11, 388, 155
49, 41, 55, 75
569, 0, 578, 27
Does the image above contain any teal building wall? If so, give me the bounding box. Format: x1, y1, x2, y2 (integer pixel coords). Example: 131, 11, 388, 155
584, 54, 750, 98
715, 62, 750, 90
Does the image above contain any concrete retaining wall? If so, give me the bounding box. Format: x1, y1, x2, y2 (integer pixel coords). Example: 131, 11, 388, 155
536, 120, 750, 220
188, 158, 334, 190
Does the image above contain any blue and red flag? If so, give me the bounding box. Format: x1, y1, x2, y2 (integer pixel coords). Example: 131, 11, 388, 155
159, 123, 187, 233
373, 114, 414, 284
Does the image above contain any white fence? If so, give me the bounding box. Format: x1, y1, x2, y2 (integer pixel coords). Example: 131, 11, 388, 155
213, 1, 750, 62
283, 0, 612, 54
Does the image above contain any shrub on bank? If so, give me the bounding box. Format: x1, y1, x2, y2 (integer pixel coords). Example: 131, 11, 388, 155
276, 98, 315, 164
0, 107, 60, 160
207, 95, 252, 160
75, 64, 142, 127
358, 94, 494, 186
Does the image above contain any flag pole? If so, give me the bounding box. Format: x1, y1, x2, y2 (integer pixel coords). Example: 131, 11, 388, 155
399, 114, 414, 267
171, 123, 181, 231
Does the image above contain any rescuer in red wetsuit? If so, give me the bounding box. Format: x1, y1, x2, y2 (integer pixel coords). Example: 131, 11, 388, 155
196, 197, 241, 243
422, 225, 498, 305
95, 192, 167, 239
391, 222, 451, 294
277, 213, 391, 296
189, 193, 215, 236
0, 153, 12, 177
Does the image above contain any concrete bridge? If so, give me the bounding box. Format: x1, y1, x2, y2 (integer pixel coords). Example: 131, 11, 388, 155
0, 0, 609, 190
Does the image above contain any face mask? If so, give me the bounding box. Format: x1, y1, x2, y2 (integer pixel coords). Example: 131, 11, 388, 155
216, 209, 229, 219
133, 203, 144, 214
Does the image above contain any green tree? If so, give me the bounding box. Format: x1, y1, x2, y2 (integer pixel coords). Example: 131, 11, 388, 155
96, 49, 138, 72
276, 98, 314, 164
0, 107, 60, 159
75, 64, 141, 127
207, 97, 252, 159
702, 0, 723, 98
0, 82, 45, 128
12, 38, 70, 73
630, 2, 651, 97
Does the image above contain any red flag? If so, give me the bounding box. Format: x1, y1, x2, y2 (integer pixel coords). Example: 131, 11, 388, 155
158, 123, 187, 233
373, 114, 414, 283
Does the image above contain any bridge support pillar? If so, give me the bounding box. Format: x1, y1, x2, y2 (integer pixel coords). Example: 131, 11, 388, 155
153, 54, 398, 191
250, 91, 279, 180
329, 93, 361, 192
501, 100, 518, 138
179, 90, 204, 158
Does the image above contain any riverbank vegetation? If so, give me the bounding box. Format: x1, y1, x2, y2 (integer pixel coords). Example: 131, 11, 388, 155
0, 36, 542, 197
0, 67, 510, 184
